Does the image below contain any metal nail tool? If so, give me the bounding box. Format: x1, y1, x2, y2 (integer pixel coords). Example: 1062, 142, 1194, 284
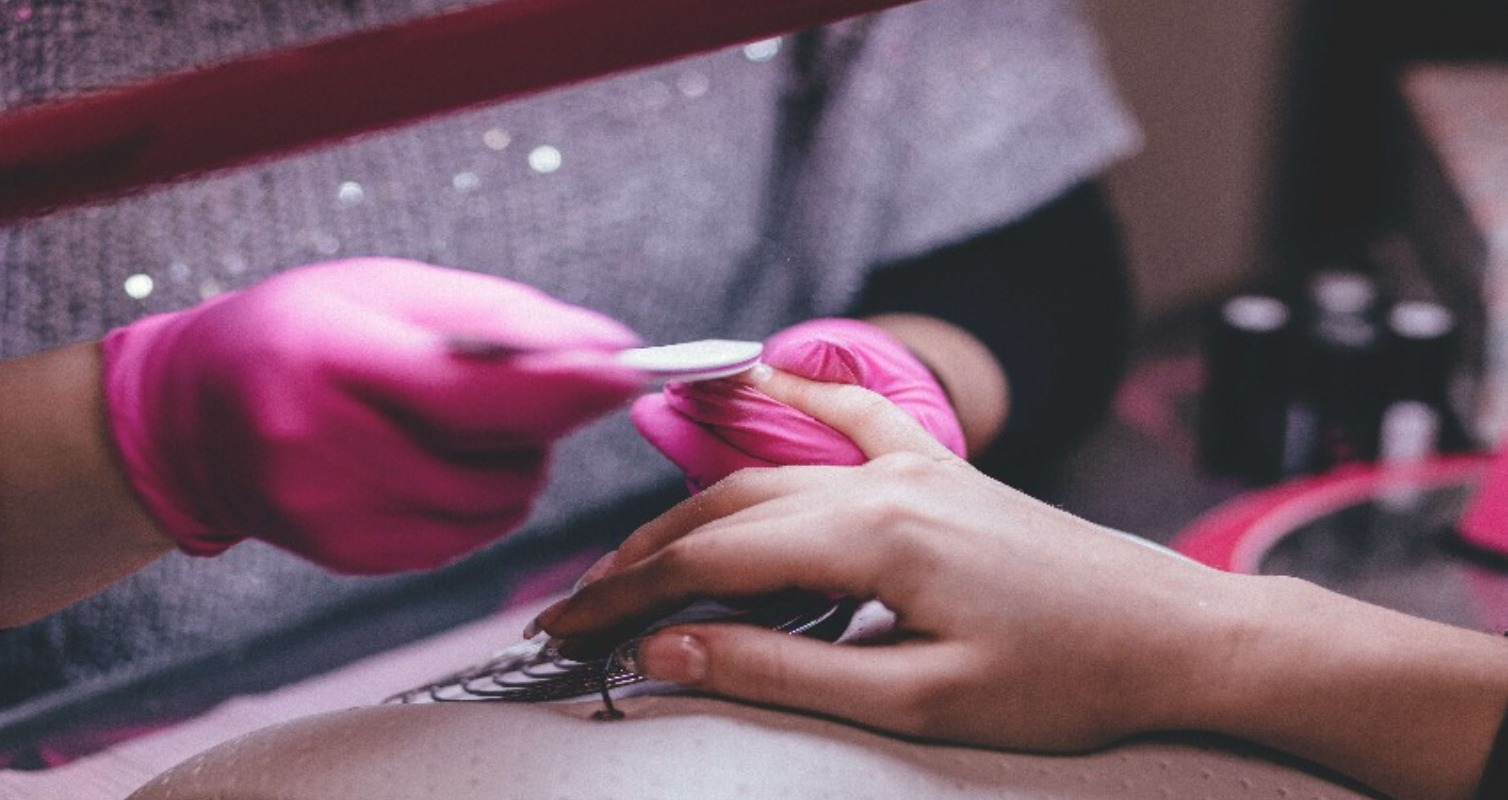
385, 595, 856, 713
448, 337, 764, 383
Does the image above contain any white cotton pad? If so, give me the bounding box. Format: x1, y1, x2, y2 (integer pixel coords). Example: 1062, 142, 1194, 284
615, 339, 763, 382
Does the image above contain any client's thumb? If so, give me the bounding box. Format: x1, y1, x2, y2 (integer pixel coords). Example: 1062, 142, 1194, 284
633, 623, 918, 730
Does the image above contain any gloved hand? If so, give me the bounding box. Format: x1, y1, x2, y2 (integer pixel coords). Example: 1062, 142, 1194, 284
631, 318, 965, 491
102, 258, 642, 573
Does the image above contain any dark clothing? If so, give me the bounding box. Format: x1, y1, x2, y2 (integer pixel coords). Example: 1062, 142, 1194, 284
857, 182, 1131, 492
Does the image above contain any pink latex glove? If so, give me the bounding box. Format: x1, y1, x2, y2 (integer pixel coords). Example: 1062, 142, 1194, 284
102, 258, 642, 573
631, 318, 965, 491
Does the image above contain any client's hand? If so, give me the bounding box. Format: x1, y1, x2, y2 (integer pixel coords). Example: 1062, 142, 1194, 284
538, 368, 1508, 800
630, 318, 965, 491
102, 258, 641, 573
551, 367, 1223, 751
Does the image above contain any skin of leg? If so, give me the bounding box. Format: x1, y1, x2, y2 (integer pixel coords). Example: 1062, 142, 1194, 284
127, 695, 1374, 800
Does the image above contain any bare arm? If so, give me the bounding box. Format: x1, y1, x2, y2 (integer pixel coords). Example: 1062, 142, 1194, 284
1202, 576, 1508, 800
0, 343, 171, 628
540, 369, 1508, 800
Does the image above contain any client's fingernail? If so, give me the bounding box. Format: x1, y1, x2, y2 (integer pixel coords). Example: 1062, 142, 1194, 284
641, 633, 708, 684
571, 551, 618, 594
741, 363, 774, 385
523, 599, 566, 639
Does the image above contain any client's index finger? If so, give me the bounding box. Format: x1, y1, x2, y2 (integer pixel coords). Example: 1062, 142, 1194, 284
740, 367, 958, 461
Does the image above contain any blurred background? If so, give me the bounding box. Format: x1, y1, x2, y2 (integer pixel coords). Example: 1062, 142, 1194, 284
1063, 1, 1508, 531
1090, 1, 1508, 316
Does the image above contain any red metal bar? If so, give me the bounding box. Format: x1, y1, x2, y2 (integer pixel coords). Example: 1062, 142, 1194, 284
0, 0, 920, 223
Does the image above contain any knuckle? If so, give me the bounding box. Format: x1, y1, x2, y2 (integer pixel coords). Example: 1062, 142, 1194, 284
868, 451, 965, 498
851, 491, 906, 528
702, 634, 791, 702
841, 492, 925, 552
723, 639, 786, 692
846, 458, 937, 522
686, 479, 734, 520
648, 537, 704, 580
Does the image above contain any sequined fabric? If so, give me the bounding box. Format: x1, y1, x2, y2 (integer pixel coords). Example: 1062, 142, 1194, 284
0, 0, 1138, 708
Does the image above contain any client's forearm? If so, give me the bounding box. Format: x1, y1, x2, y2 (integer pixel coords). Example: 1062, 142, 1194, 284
0, 343, 171, 627
865, 312, 1009, 458
1190, 576, 1508, 800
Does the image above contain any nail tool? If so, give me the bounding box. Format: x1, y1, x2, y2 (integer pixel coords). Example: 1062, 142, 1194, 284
384, 595, 856, 714
448, 337, 764, 383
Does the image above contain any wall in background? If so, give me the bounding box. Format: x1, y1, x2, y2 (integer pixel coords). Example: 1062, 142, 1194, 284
1084, 1, 1304, 319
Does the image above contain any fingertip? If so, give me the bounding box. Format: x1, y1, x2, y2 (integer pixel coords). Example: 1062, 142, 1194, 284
740, 362, 774, 385
528, 597, 570, 637
572, 550, 618, 593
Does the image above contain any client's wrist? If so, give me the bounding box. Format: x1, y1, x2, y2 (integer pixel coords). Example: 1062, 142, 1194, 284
1184, 573, 1508, 800
1090, 569, 1276, 737
1166, 573, 1317, 732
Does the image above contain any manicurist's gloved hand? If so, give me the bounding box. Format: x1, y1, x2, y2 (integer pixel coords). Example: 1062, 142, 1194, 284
101, 258, 642, 573
630, 318, 965, 490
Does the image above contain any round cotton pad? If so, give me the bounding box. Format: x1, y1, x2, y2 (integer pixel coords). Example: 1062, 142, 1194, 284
615, 339, 763, 382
